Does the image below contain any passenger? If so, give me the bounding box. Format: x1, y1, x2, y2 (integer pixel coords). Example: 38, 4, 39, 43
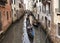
26, 17, 30, 27
27, 24, 34, 39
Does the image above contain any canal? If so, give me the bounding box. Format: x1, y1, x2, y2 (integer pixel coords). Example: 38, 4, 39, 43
0, 13, 51, 43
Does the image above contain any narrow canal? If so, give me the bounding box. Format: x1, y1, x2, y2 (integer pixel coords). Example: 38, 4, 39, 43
0, 16, 24, 43
23, 13, 35, 43
22, 14, 30, 43
0, 12, 51, 43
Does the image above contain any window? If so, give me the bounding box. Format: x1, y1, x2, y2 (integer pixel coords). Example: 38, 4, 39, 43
48, 3, 50, 14
19, 3, 22, 8
0, 11, 2, 31
58, 23, 60, 36
11, 0, 13, 4
0, 11, 1, 18
33, 0, 35, 2
19, 3, 23, 8
33, 3, 36, 8
7, 11, 9, 20
14, 14, 16, 17
20, 0, 23, 3
40, 6, 41, 12
46, 3, 50, 14
10, 0, 11, 5
38, 14, 39, 20
14, 0, 15, 4
39, 0, 41, 2
10, 11, 11, 18
42, 16, 43, 21
10, 0, 13, 5
48, 21, 50, 27
3, 11, 5, 16
11, 9, 13, 15
36, 0, 38, 3
14, 8, 16, 11
42, 5, 46, 13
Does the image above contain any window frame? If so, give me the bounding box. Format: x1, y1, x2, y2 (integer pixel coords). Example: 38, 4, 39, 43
46, 3, 50, 14
42, 4, 46, 13
10, 11, 11, 18
56, 23, 60, 38
19, 3, 21, 8
48, 20, 50, 27
7, 11, 9, 20
14, 0, 15, 4
0, 11, 2, 31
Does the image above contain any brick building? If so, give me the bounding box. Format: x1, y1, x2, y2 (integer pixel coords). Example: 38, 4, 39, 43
0, 0, 12, 34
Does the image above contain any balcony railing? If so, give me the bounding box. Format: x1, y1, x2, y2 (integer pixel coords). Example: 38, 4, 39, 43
42, 0, 46, 5
46, 0, 51, 3
46, 0, 51, 1
42, 0, 51, 4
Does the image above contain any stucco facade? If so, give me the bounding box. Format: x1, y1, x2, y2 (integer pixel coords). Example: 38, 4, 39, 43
24, 0, 33, 11
50, 0, 60, 43
38, 0, 60, 43
12, 0, 24, 22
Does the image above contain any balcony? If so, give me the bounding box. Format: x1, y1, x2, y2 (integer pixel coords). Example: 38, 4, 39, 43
0, 0, 7, 6
42, 0, 51, 5
20, 0, 23, 3
42, 0, 46, 5
46, 0, 51, 3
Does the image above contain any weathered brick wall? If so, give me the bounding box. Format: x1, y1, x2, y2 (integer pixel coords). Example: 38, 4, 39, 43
1, 0, 12, 31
